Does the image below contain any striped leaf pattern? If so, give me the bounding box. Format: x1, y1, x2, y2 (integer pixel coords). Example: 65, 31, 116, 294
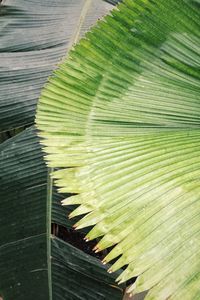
36, 0, 200, 298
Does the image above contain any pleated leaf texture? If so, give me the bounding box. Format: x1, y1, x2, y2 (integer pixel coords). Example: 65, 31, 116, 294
36, 0, 200, 299
0, 1, 126, 300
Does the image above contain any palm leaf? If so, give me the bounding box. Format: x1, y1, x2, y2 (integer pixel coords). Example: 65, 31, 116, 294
0, 1, 124, 299
36, 0, 200, 298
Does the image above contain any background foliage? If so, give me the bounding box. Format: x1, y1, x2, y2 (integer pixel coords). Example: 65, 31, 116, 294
0, 1, 125, 299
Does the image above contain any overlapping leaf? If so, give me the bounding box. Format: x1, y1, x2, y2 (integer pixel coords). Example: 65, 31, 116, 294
0, 0, 112, 131
0, 1, 125, 299
36, 0, 200, 298
0, 127, 124, 300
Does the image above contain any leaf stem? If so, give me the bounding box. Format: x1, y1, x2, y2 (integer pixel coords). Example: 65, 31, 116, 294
47, 167, 53, 300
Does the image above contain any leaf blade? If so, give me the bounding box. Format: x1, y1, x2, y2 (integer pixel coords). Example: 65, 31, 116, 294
36, 0, 200, 298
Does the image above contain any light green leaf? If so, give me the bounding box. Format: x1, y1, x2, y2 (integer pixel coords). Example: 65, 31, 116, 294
36, 0, 200, 298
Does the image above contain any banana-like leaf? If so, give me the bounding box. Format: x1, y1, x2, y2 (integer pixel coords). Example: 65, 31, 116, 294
0, 0, 112, 131
36, 0, 200, 298
0, 127, 124, 300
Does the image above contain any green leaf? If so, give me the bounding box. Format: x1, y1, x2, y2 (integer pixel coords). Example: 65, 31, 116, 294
36, 0, 200, 298
0, 1, 124, 300
0, 0, 112, 131
52, 237, 124, 299
0, 127, 124, 300
104, 0, 121, 5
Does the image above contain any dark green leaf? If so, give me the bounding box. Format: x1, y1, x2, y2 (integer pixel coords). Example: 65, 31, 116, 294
0, 127, 124, 300
0, 0, 112, 131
